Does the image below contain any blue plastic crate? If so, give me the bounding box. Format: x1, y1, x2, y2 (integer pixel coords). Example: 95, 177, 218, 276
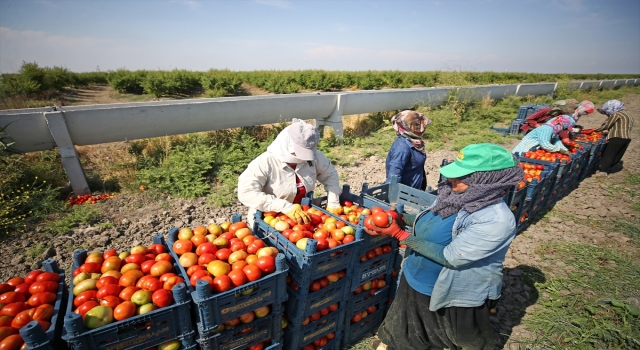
285, 275, 349, 325
361, 175, 437, 216
350, 239, 397, 292
516, 104, 537, 120
253, 210, 363, 288
510, 119, 524, 134
283, 308, 343, 350
341, 286, 389, 348
167, 227, 288, 336
62, 235, 196, 350
18, 259, 67, 350
197, 306, 283, 350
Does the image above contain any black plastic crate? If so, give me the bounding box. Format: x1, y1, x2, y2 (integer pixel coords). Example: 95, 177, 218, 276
61, 235, 196, 350
285, 275, 349, 325
350, 240, 397, 292
197, 304, 283, 350
17, 259, 67, 350
283, 308, 343, 350
167, 227, 288, 336
341, 286, 390, 348
253, 210, 362, 288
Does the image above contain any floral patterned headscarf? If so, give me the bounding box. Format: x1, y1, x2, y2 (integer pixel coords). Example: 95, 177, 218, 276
545, 115, 575, 135
391, 110, 432, 154
598, 100, 625, 116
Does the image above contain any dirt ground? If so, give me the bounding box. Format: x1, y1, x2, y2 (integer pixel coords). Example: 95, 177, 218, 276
1, 86, 638, 349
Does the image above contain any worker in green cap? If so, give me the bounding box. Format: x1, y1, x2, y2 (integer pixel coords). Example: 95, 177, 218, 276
367, 143, 524, 350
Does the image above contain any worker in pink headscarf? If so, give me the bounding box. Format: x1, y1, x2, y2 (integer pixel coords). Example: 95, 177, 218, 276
521, 100, 595, 142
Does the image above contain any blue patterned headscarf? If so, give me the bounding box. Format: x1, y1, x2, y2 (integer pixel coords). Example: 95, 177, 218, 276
598, 100, 625, 116
545, 115, 575, 135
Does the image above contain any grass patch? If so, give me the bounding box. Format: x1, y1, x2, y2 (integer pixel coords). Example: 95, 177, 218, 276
523, 242, 640, 349
26, 242, 46, 260
46, 204, 101, 235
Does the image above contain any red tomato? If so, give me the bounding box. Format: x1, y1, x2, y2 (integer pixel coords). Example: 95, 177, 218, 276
124, 254, 146, 265
140, 260, 156, 274
79, 263, 101, 274
23, 271, 43, 284
113, 301, 136, 321
118, 286, 140, 302
73, 290, 98, 308
99, 296, 121, 309
28, 281, 58, 295
96, 284, 121, 299
27, 292, 57, 308
228, 222, 247, 234
0, 286, 13, 295
0, 334, 24, 350
0, 293, 25, 304
151, 289, 173, 308
227, 270, 247, 288
75, 300, 100, 318
35, 272, 60, 283
0, 303, 28, 317
147, 244, 166, 255
254, 256, 275, 274
163, 276, 185, 291
5, 279, 23, 288
12, 284, 31, 299
372, 213, 391, 228
0, 327, 17, 342
96, 276, 119, 289
364, 216, 376, 231
0, 317, 12, 328
31, 304, 54, 322
242, 264, 262, 282
211, 275, 231, 293
10, 310, 32, 330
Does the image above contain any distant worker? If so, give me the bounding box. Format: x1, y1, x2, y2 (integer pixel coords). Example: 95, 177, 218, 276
593, 100, 635, 176
512, 115, 575, 155
520, 99, 595, 142
385, 110, 432, 190
238, 119, 342, 228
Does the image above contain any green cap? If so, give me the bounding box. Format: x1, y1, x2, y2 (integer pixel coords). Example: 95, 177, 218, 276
440, 143, 517, 179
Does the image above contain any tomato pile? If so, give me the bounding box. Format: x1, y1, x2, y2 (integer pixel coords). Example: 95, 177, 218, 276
170, 223, 278, 294
71, 243, 179, 330
287, 270, 346, 293
353, 274, 388, 296
67, 193, 113, 206
363, 206, 401, 233
522, 149, 573, 163
299, 331, 337, 350
0, 270, 61, 349
350, 304, 379, 324
360, 244, 393, 263
573, 131, 604, 143
262, 206, 357, 252
213, 305, 273, 338
516, 162, 545, 189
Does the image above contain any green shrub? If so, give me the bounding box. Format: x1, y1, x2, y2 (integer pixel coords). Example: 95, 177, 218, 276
107, 69, 147, 94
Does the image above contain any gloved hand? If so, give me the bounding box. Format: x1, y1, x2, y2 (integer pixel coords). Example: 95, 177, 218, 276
560, 149, 572, 156
327, 207, 343, 215
561, 137, 571, 144
286, 205, 310, 224
364, 215, 410, 240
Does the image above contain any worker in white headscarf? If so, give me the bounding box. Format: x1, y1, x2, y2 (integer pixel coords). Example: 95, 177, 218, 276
238, 118, 342, 228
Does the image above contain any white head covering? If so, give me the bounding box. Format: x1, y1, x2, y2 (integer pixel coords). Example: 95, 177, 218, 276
267, 127, 308, 164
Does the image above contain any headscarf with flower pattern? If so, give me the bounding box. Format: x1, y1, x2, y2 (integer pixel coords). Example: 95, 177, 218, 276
598, 100, 625, 116
573, 100, 595, 122
391, 110, 432, 154
545, 115, 575, 135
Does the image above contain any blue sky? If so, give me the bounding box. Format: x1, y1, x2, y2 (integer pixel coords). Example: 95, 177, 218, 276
1, 0, 639, 74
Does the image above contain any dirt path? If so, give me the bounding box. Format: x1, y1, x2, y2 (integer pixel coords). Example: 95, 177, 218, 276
1, 89, 638, 349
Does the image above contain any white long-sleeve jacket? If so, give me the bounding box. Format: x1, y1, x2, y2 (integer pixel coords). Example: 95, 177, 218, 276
238, 150, 342, 227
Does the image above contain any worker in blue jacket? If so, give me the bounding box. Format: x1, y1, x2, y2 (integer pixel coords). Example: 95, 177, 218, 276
369, 143, 524, 350
385, 110, 431, 190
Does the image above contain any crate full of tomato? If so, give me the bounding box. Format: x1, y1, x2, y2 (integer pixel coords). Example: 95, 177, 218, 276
61, 235, 196, 350
341, 284, 390, 348
253, 205, 363, 288
0, 259, 66, 350
307, 186, 397, 253
167, 218, 288, 337
284, 269, 349, 326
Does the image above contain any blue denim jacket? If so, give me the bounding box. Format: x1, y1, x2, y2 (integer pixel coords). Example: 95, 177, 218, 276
385, 137, 427, 190
406, 201, 516, 311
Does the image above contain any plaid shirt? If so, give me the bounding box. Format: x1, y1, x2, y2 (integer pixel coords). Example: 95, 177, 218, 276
520, 107, 554, 133
595, 110, 634, 139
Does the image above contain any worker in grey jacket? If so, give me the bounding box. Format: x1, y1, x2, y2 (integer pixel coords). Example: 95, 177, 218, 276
238, 119, 342, 228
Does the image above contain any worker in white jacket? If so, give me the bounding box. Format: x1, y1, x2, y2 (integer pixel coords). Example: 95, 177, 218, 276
238, 118, 343, 228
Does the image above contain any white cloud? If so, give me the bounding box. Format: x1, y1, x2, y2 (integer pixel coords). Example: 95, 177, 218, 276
254, 0, 292, 9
